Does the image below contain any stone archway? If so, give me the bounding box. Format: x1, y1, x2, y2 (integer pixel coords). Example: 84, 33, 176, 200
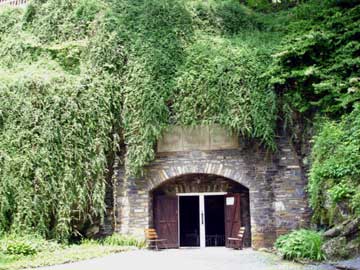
113, 141, 310, 249
150, 173, 252, 247
115, 155, 277, 249
146, 163, 251, 192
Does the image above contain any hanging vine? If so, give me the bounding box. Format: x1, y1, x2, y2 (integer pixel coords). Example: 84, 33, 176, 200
0, 0, 279, 239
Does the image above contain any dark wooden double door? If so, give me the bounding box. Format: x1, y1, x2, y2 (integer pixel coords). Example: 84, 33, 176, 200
154, 194, 242, 248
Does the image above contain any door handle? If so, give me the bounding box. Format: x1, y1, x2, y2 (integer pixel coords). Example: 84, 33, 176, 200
201, 212, 204, 225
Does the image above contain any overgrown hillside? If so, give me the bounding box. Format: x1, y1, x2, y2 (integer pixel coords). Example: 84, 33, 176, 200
0, 0, 359, 251
268, 0, 360, 259
268, 0, 360, 225
0, 0, 280, 240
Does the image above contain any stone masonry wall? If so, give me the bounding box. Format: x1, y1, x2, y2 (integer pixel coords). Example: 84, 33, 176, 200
110, 136, 311, 249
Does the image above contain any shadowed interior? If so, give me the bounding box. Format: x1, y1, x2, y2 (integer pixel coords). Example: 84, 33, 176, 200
205, 195, 225, 247
180, 196, 200, 247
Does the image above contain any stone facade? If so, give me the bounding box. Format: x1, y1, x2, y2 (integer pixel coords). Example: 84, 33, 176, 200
110, 131, 311, 249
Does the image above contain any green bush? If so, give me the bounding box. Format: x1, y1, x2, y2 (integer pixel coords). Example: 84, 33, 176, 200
0, 234, 59, 256
103, 234, 145, 248
3, 240, 36, 256
190, 0, 263, 34
328, 181, 356, 203
275, 229, 326, 261
268, 2, 360, 116
244, 0, 302, 12
309, 105, 360, 224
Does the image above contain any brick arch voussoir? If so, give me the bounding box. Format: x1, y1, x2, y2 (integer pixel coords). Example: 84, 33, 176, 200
146, 163, 251, 192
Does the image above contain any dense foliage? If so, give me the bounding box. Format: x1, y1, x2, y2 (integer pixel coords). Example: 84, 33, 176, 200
0, 0, 359, 242
309, 105, 360, 224
270, 1, 360, 117
116, 0, 279, 175
0, 0, 124, 239
269, 2, 360, 117
0, 0, 279, 239
268, 0, 360, 225
275, 229, 325, 261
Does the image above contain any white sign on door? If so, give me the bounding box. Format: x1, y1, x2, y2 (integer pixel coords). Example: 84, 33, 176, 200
226, 197, 234, 205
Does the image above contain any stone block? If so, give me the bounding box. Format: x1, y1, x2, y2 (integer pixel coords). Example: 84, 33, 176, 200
209, 125, 239, 150
182, 125, 210, 151
157, 125, 239, 152
157, 126, 183, 152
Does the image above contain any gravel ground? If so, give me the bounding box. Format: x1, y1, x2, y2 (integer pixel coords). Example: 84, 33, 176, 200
305, 257, 360, 270
38, 248, 330, 270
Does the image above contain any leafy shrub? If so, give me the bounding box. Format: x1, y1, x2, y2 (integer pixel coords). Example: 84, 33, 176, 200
3, 240, 37, 256
245, 0, 301, 12
245, 0, 272, 12
328, 181, 356, 203
269, 2, 360, 117
351, 187, 360, 215
266, 0, 360, 227
0, 7, 23, 36
172, 34, 277, 147
309, 105, 360, 224
0, 234, 59, 256
0, 0, 123, 239
23, 0, 106, 42
190, 0, 263, 34
103, 234, 145, 248
275, 229, 326, 261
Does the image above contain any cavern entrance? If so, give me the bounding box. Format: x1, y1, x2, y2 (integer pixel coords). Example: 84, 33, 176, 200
205, 195, 225, 247
151, 174, 251, 249
179, 196, 200, 247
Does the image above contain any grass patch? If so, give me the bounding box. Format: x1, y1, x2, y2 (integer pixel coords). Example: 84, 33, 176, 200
0, 234, 141, 270
0, 244, 133, 270
102, 234, 146, 248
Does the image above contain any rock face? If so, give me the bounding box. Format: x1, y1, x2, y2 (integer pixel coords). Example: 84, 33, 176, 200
343, 219, 360, 238
324, 224, 344, 238
346, 238, 360, 259
323, 237, 348, 259
323, 218, 360, 260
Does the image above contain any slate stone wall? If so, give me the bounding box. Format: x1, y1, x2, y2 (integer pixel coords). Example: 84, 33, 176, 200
109, 135, 311, 249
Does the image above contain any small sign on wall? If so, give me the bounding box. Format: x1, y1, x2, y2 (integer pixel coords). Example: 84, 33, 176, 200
226, 197, 234, 205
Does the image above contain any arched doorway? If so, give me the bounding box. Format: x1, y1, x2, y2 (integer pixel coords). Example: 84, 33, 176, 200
150, 173, 251, 248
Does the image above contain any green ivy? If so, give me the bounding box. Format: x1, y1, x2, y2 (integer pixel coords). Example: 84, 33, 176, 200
268, 2, 360, 117
309, 105, 360, 224
265, 0, 360, 225
0, 0, 280, 239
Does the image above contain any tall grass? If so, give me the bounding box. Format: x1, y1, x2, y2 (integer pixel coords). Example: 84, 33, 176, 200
275, 229, 326, 261
102, 234, 146, 249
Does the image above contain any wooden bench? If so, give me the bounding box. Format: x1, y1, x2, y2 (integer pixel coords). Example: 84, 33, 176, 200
144, 228, 167, 250
228, 226, 245, 250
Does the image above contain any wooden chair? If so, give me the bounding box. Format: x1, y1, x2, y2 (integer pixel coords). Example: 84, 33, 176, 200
228, 226, 245, 250
144, 228, 167, 250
